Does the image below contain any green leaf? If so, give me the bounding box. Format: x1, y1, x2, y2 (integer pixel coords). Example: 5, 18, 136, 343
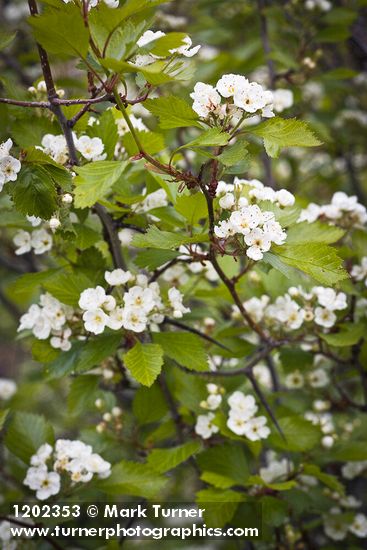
132, 225, 208, 249
148, 32, 187, 56
273, 243, 348, 285
87, 110, 118, 160
197, 443, 250, 489
68, 375, 100, 415
11, 166, 57, 218
32, 340, 59, 363
323, 441, 367, 461
251, 117, 322, 158
4, 412, 54, 464
29, 4, 90, 57
269, 416, 321, 452
175, 192, 207, 225
0, 30, 16, 51
0, 410, 9, 431
122, 130, 165, 156
196, 488, 246, 527
7, 269, 61, 303
147, 441, 202, 473
218, 139, 249, 167
178, 128, 230, 152
302, 464, 344, 493
42, 270, 93, 307
133, 384, 168, 424
73, 224, 101, 250
98, 459, 168, 499
134, 249, 180, 270
73, 161, 127, 208
152, 332, 208, 371
286, 222, 345, 245
320, 323, 366, 347
47, 333, 121, 378
144, 96, 202, 129
123, 342, 164, 387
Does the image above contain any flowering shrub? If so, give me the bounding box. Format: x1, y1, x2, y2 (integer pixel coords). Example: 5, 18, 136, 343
0, 0, 366, 548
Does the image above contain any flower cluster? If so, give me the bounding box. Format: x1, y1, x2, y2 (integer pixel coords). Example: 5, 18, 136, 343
236, 285, 348, 332
0, 139, 21, 192
226, 391, 270, 441
18, 293, 73, 350
298, 191, 367, 228
13, 227, 52, 256
40, 133, 105, 163
190, 73, 275, 122
24, 440, 111, 500
214, 178, 292, 260
79, 270, 190, 335
324, 510, 367, 541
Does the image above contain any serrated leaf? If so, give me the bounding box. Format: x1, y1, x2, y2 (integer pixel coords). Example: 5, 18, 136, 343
11, 166, 57, 218
68, 375, 100, 415
42, 270, 93, 307
196, 488, 246, 527
175, 192, 207, 225
152, 332, 208, 371
133, 384, 168, 424
218, 139, 249, 167
197, 443, 250, 489
251, 117, 322, 158
124, 342, 164, 387
132, 225, 208, 249
4, 412, 54, 464
178, 128, 230, 153
147, 441, 202, 473
286, 222, 345, 245
134, 249, 180, 270
144, 96, 201, 129
273, 243, 348, 285
98, 459, 168, 498
29, 4, 90, 58
74, 161, 127, 208
320, 323, 366, 347
269, 416, 321, 452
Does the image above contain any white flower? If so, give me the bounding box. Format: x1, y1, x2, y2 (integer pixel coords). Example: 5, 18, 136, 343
0, 138, 13, 159
27, 215, 42, 226
214, 219, 236, 238
134, 188, 168, 213
121, 306, 147, 332
275, 189, 295, 207
285, 370, 304, 389
242, 416, 270, 441
82, 308, 109, 334
195, 412, 219, 439
62, 193, 73, 204
227, 411, 250, 435
0, 155, 21, 182
31, 229, 53, 255
233, 82, 272, 114
260, 455, 290, 483
49, 217, 61, 231
105, 269, 133, 286
308, 368, 329, 388
313, 287, 347, 311
103, 0, 119, 7
351, 257, 367, 281
75, 136, 105, 161
216, 74, 249, 98
83, 453, 111, 478
137, 30, 165, 48
190, 82, 221, 119
314, 307, 336, 328
123, 286, 155, 313
168, 287, 190, 318
324, 515, 348, 541
245, 228, 272, 260
79, 286, 107, 310
272, 89, 293, 112
243, 296, 270, 323
342, 461, 367, 480
50, 328, 72, 351
30, 443, 53, 467
41, 134, 68, 164
350, 514, 367, 537
118, 228, 134, 246
219, 193, 235, 209
169, 35, 200, 57
24, 465, 61, 500
0, 378, 17, 400
13, 230, 32, 255
227, 391, 258, 420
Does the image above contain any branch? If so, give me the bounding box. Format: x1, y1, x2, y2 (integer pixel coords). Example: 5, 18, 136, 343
163, 317, 232, 352
94, 204, 126, 270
